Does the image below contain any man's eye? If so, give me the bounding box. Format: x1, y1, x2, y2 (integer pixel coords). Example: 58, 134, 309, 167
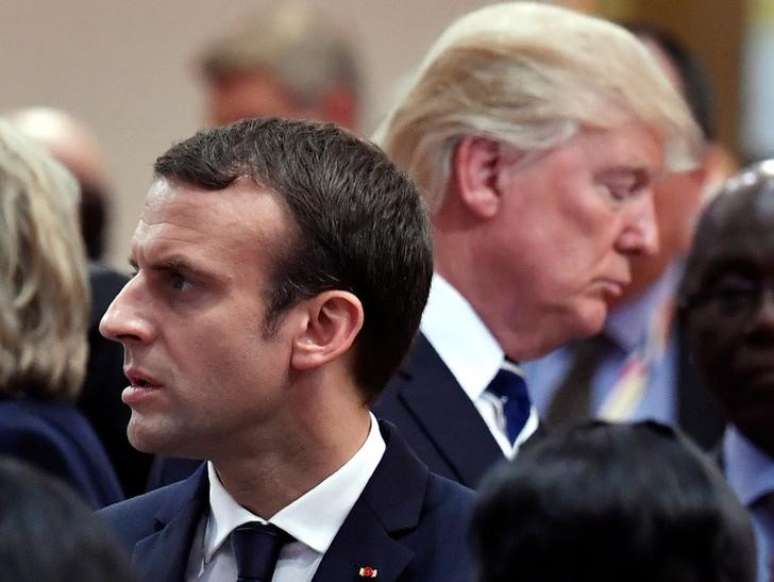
169, 272, 190, 291
600, 181, 637, 203
705, 280, 760, 316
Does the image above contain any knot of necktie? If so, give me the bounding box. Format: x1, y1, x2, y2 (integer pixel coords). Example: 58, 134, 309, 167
231, 522, 293, 582
487, 366, 531, 444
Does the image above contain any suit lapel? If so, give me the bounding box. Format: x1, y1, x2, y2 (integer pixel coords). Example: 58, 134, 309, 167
132, 465, 209, 582
313, 422, 426, 582
397, 334, 504, 487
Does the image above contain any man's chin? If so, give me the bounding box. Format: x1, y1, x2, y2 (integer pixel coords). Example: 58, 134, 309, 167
571, 302, 608, 340
127, 420, 193, 457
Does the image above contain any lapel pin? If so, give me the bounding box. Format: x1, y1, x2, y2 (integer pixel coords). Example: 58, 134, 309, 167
358, 566, 378, 578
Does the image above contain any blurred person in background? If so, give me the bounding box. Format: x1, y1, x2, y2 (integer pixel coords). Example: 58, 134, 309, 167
524, 22, 731, 450
0, 118, 122, 507
199, 1, 360, 130
0, 457, 134, 582
681, 161, 774, 582
8, 107, 152, 497
370, 2, 702, 488
472, 421, 756, 582
9, 107, 112, 262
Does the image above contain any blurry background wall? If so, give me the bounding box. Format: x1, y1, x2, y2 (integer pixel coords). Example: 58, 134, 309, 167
0, 0, 747, 269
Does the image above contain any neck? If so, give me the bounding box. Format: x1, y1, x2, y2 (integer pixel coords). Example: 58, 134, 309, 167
212, 377, 371, 518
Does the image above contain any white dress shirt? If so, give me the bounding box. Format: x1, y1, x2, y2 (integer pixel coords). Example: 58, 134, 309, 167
420, 273, 538, 458
186, 413, 386, 582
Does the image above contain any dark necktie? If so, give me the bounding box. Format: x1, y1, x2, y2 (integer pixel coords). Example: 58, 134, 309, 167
231, 522, 292, 582
545, 334, 613, 430
487, 366, 531, 444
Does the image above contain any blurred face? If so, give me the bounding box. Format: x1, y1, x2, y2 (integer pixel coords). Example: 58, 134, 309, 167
685, 210, 774, 456
479, 122, 663, 358
615, 166, 706, 306
99, 178, 296, 458
206, 70, 303, 126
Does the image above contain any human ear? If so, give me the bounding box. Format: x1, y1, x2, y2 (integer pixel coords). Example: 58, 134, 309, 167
451, 136, 505, 219
290, 290, 364, 371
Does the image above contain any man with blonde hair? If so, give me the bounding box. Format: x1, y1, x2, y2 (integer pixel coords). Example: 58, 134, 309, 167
373, 2, 703, 488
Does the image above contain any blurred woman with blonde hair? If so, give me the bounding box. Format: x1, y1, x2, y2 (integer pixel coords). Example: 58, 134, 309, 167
0, 118, 122, 507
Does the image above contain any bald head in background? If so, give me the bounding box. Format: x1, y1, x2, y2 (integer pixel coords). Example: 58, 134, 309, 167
8, 107, 112, 261
199, 2, 360, 130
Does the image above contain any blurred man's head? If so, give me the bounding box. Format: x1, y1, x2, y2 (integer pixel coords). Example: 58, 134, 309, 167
376, 3, 702, 360
199, 2, 360, 129
681, 162, 774, 457
8, 107, 112, 261
0, 458, 134, 582
472, 421, 755, 582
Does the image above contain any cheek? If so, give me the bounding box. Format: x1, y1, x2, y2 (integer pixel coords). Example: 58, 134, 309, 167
690, 318, 746, 379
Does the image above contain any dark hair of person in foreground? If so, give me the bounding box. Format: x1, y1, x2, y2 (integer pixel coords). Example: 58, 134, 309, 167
0, 457, 134, 582
472, 421, 755, 582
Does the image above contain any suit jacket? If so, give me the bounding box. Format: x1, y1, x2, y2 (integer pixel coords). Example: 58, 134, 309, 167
101, 421, 475, 582
80, 263, 153, 496
144, 333, 541, 492
674, 323, 726, 451
0, 398, 123, 508
374, 333, 527, 489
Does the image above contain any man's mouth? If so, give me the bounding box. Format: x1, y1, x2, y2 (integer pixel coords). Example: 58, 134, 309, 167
125, 369, 162, 389
597, 278, 627, 298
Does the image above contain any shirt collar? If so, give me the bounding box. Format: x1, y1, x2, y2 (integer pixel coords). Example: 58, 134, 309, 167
605, 263, 681, 352
420, 273, 505, 400
204, 412, 386, 563
724, 425, 774, 507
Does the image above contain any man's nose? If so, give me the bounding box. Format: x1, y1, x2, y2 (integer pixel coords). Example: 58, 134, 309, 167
616, 192, 660, 256
99, 278, 154, 345
748, 287, 774, 340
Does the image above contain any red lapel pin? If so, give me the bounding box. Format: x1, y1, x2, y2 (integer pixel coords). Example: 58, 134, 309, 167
358, 566, 378, 578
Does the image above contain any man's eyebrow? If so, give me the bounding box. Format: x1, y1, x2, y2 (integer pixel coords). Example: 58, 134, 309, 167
598, 167, 652, 187
129, 255, 210, 278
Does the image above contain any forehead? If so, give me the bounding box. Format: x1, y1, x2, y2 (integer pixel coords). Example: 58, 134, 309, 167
694, 193, 774, 265
131, 178, 289, 269
576, 122, 663, 172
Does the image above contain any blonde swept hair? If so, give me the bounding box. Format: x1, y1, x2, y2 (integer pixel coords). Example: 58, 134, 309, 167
374, 2, 704, 212
0, 119, 89, 399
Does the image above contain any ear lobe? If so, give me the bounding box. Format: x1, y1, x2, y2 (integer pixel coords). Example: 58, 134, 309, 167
452, 136, 504, 219
290, 291, 364, 372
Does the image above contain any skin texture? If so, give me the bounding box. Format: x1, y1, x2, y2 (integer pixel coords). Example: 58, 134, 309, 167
685, 187, 774, 457
99, 177, 369, 516
434, 122, 664, 361
100, 178, 293, 457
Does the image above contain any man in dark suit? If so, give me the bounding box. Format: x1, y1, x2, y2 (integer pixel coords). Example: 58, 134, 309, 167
681, 163, 774, 582
371, 3, 705, 488
98, 117, 473, 582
